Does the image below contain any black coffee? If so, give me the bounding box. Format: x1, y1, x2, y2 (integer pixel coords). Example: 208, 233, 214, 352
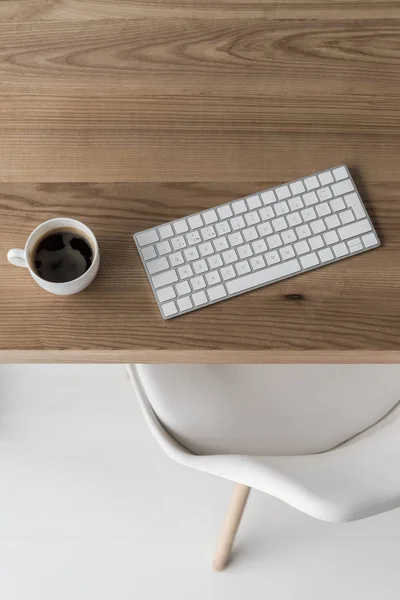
32, 228, 93, 283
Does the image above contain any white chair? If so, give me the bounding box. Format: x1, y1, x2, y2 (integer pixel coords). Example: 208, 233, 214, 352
127, 364, 400, 571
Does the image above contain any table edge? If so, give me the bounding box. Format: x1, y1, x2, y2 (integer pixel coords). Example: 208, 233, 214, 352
1, 350, 400, 364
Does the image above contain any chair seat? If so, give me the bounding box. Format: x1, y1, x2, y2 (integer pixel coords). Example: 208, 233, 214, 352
135, 364, 400, 455
128, 365, 400, 523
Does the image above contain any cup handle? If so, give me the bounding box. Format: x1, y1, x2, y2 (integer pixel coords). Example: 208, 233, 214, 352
7, 248, 28, 268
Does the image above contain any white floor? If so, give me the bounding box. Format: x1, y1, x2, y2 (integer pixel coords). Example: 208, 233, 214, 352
0, 365, 400, 599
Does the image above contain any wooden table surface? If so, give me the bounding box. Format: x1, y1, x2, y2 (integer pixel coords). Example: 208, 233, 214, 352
1, 1, 400, 363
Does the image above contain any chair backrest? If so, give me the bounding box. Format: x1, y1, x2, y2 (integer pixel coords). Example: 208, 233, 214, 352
134, 364, 400, 456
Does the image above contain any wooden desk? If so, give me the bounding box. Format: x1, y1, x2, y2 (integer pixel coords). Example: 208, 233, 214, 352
1, 1, 400, 363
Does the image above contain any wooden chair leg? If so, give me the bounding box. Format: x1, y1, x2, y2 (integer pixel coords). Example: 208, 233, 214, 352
213, 483, 251, 571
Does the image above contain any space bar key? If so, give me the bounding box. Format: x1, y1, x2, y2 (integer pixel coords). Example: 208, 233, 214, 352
226, 259, 301, 295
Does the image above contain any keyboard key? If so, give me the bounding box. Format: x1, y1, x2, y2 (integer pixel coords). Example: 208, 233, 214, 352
137, 229, 159, 247
304, 176, 319, 190
206, 271, 222, 286
339, 219, 371, 241
348, 237, 362, 248
207, 254, 223, 269
261, 190, 276, 204
316, 202, 331, 217
300, 252, 319, 269
258, 222, 273, 237
213, 237, 229, 252
318, 171, 334, 185
201, 226, 216, 240
272, 217, 287, 232
157, 286, 176, 303
188, 215, 203, 229
287, 212, 302, 227
282, 230, 297, 244
218, 205, 233, 219
147, 257, 169, 275
186, 231, 202, 245
276, 185, 291, 200
176, 281, 191, 296
345, 193, 366, 219
348, 241, 363, 253
339, 209, 355, 225
266, 234, 282, 249
325, 214, 340, 229
333, 166, 348, 181
301, 208, 317, 222
332, 178, 354, 197
330, 197, 345, 212
246, 195, 262, 210
226, 259, 301, 294
193, 260, 208, 274
203, 209, 218, 224
274, 201, 289, 217
173, 220, 189, 234
199, 242, 214, 256
215, 221, 231, 236
250, 255, 266, 270
243, 227, 258, 242
294, 240, 310, 255
232, 200, 247, 214
152, 269, 178, 289
236, 260, 251, 275
309, 235, 324, 250
333, 242, 348, 258
362, 232, 379, 248
221, 266, 236, 280
156, 241, 172, 256
245, 211, 261, 226
184, 247, 199, 262
228, 232, 244, 247
303, 191, 318, 206
208, 285, 227, 301
318, 248, 334, 262
317, 187, 333, 201
237, 244, 253, 259
178, 265, 193, 279
289, 196, 304, 211
310, 220, 326, 234
177, 296, 193, 311
280, 245, 295, 261
192, 291, 208, 306
169, 252, 184, 266
252, 239, 268, 254
171, 236, 187, 250
323, 230, 339, 245
222, 249, 238, 264
162, 301, 178, 317
290, 180, 305, 195
190, 275, 206, 291
259, 206, 274, 220
230, 216, 246, 230
142, 245, 156, 261
296, 225, 311, 239
265, 250, 280, 265
159, 224, 174, 239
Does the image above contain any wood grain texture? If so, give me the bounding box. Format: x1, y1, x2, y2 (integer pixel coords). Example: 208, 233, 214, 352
1, 181, 400, 362
1, 1, 400, 362
1, 20, 400, 98
1, 0, 400, 20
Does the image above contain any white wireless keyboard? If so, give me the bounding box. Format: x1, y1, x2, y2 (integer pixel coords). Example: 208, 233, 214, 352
134, 165, 380, 319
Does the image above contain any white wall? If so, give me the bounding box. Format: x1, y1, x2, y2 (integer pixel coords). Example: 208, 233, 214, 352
0, 365, 400, 599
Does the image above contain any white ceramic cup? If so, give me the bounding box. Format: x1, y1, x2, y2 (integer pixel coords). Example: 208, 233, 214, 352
7, 218, 100, 295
